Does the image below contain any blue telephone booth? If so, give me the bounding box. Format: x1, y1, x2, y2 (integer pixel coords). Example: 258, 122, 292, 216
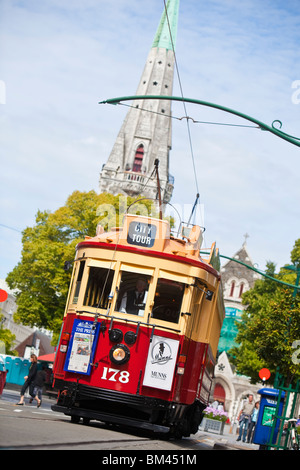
253, 388, 285, 449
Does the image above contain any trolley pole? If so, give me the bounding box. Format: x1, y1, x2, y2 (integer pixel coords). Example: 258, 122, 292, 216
154, 159, 163, 220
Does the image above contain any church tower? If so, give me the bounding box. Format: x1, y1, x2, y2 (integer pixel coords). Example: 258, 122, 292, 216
218, 237, 260, 354
99, 0, 180, 204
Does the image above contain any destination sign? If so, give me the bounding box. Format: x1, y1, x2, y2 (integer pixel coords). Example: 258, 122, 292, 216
127, 221, 157, 248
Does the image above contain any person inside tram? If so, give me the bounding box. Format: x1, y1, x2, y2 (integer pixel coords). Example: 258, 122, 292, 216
119, 278, 148, 315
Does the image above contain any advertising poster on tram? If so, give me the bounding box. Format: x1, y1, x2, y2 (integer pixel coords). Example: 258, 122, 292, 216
64, 320, 100, 375
143, 335, 179, 391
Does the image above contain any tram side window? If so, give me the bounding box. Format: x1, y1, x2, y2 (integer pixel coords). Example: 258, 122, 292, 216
152, 278, 185, 324
83, 267, 114, 309
116, 272, 150, 316
72, 260, 85, 304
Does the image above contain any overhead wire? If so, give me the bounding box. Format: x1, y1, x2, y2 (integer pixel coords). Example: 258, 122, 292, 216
162, 0, 206, 241
117, 102, 259, 129
163, 0, 199, 196
0, 223, 22, 233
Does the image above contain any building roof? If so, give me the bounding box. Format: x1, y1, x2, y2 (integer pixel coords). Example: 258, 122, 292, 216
15, 331, 54, 358
221, 242, 257, 287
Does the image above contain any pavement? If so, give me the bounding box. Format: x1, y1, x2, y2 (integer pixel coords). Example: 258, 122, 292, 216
195, 424, 260, 450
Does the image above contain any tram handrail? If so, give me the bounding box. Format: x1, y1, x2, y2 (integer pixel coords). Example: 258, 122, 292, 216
75, 310, 181, 334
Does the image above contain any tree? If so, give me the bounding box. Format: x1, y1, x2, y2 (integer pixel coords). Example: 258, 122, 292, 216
0, 311, 17, 356
230, 249, 300, 386
6, 191, 164, 342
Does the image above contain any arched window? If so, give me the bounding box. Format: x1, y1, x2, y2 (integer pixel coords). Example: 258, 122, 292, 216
229, 281, 235, 297
239, 282, 245, 298
132, 144, 144, 173
213, 383, 226, 409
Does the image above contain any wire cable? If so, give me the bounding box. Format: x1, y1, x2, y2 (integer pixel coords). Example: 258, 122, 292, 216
163, 0, 199, 195
117, 102, 259, 129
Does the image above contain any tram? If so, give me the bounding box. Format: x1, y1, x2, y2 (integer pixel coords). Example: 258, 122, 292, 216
51, 209, 225, 438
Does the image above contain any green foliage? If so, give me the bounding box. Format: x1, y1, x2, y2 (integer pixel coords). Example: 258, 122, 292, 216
6, 191, 169, 343
0, 311, 17, 355
229, 246, 300, 385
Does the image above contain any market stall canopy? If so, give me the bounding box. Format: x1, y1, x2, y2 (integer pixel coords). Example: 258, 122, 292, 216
38, 353, 55, 362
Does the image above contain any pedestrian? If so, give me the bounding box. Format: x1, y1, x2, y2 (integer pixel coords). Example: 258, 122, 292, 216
247, 401, 260, 443
32, 365, 47, 407
16, 353, 38, 405
237, 394, 255, 442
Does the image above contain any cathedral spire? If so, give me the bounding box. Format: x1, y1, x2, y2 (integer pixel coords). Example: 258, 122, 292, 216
152, 0, 180, 51
99, 1, 180, 204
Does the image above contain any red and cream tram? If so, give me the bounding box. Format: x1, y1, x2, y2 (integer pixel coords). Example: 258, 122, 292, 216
51, 212, 224, 438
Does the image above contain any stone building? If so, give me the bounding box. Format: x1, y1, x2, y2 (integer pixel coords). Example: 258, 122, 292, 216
211, 238, 262, 422
99, 0, 180, 205
0, 279, 33, 349
218, 236, 260, 354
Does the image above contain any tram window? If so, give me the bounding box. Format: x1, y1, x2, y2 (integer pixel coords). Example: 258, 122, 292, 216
152, 278, 185, 324
83, 267, 114, 309
116, 272, 150, 316
72, 260, 85, 304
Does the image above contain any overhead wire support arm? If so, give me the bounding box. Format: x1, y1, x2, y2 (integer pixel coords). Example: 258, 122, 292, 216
99, 95, 300, 148
200, 251, 300, 292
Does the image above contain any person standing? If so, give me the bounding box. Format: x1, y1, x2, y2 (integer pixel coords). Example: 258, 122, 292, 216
247, 401, 260, 443
119, 279, 148, 315
16, 354, 38, 405
237, 394, 255, 442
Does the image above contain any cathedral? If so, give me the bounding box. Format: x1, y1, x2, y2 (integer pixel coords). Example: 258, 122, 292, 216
209, 238, 262, 424
218, 236, 260, 354
99, 0, 179, 204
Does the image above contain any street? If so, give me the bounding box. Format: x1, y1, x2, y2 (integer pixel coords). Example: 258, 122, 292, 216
0, 388, 249, 453
0, 389, 216, 452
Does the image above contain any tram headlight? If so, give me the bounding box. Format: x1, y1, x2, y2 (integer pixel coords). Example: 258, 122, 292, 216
124, 330, 136, 345
109, 344, 130, 365
109, 328, 123, 343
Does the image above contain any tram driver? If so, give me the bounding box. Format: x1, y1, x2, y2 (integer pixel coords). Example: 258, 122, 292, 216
119, 278, 148, 316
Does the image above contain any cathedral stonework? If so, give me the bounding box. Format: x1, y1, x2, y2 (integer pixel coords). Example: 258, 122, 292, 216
99, 0, 180, 205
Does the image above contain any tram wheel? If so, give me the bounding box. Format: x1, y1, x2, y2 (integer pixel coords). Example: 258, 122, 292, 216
70, 415, 81, 424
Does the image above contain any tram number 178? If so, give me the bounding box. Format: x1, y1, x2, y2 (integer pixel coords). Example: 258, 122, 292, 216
101, 367, 130, 383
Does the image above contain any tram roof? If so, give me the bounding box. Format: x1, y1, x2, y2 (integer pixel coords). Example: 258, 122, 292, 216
77, 214, 221, 277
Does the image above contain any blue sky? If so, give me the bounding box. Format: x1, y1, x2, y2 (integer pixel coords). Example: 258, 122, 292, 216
1, 0, 300, 281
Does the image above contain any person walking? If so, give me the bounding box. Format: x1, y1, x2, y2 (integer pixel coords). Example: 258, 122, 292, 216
237, 394, 255, 442
16, 354, 38, 405
32, 365, 47, 407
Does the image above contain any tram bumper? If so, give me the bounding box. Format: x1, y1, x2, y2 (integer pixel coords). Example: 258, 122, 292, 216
51, 380, 174, 434
51, 403, 170, 433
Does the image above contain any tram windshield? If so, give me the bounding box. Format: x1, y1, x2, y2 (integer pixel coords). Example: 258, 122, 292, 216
152, 278, 185, 324
116, 272, 150, 316
83, 266, 114, 309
